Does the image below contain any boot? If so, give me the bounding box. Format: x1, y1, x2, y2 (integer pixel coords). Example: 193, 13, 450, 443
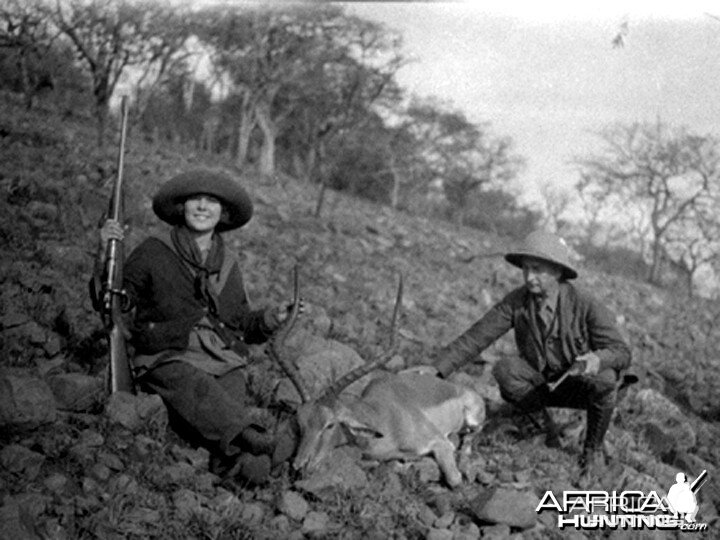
580, 403, 613, 475
542, 408, 561, 448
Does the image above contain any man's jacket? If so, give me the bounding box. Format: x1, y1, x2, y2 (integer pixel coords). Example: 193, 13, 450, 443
434, 282, 631, 379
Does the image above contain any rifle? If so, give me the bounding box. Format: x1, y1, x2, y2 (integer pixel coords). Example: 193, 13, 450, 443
101, 95, 133, 394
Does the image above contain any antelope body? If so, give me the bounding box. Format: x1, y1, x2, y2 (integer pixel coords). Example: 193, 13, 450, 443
269, 270, 485, 488
293, 370, 485, 487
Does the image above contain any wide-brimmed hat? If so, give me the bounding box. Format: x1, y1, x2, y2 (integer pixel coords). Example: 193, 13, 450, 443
152, 168, 253, 232
505, 230, 578, 280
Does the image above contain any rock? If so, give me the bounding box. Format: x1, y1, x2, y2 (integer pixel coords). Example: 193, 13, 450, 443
169, 445, 209, 469
46, 373, 102, 412
276, 332, 365, 403
172, 489, 201, 520
0, 444, 45, 480
434, 511, 455, 529
90, 463, 111, 482
412, 457, 442, 484
417, 503, 438, 527
0, 373, 57, 428
98, 452, 124, 471
108, 474, 139, 495
78, 429, 104, 447
629, 389, 696, 459
294, 447, 368, 496
471, 487, 539, 530
450, 518, 482, 540
241, 502, 266, 525
302, 511, 330, 534
158, 462, 195, 486
42, 333, 62, 357
426, 529, 453, 540
43, 473, 69, 494
480, 523, 512, 540
105, 391, 167, 432
278, 490, 309, 521
0, 498, 38, 540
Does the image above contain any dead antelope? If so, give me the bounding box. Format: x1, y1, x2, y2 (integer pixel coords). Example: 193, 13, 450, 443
269, 269, 486, 488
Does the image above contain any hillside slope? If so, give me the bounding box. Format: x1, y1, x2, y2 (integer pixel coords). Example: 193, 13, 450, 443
2, 92, 720, 538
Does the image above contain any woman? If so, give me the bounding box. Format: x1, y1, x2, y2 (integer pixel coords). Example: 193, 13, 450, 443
95, 168, 298, 485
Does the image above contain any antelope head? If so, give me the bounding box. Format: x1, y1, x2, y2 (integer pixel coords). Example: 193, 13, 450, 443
267, 268, 403, 474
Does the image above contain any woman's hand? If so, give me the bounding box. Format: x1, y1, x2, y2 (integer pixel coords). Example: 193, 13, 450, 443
100, 219, 124, 252
265, 299, 305, 330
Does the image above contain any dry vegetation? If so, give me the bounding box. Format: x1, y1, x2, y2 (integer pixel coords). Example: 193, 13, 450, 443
2, 92, 720, 538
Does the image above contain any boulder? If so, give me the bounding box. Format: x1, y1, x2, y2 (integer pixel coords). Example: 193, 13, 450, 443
46, 373, 103, 412
628, 389, 696, 459
0, 444, 45, 480
0, 372, 56, 428
105, 391, 167, 432
295, 447, 368, 496
278, 490, 309, 521
470, 487, 539, 530
275, 331, 366, 403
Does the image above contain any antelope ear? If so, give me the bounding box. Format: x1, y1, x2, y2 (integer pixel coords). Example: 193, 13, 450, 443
337, 408, 383, 439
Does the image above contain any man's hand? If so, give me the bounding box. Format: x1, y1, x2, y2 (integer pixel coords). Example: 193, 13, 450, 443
575, 352, 601, 375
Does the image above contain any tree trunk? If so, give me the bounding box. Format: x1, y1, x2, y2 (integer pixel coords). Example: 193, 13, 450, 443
255, 100, 276, 176
236, 117, 253, 167
314, 180, 328, 218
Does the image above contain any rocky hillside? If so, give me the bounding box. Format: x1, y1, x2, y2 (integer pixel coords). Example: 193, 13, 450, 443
2, 90, 720, 539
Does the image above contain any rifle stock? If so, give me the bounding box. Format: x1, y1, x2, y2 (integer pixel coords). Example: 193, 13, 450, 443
103, 96, 133, 394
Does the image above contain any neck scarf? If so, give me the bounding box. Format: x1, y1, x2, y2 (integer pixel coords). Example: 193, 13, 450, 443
171, 226, 224, 315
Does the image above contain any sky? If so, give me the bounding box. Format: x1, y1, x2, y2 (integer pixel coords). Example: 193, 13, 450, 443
343, 1, 720, 210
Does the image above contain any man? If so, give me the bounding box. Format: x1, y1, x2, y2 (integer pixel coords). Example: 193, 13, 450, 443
432, 230, 631, 473
94, 168, 299, 485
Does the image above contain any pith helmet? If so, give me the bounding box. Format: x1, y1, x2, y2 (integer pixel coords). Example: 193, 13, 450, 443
505, 230, 578, 280
152, 168, 253, 232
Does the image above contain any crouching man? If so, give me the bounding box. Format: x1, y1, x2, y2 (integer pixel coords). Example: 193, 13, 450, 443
432, 230, 631, 474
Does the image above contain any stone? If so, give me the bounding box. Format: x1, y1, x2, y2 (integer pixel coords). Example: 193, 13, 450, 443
241, 502, 266, 525
105, 391, 167, 432
0, 444, 45, 480
629, 389, 696, 459
426, 529, 453, 540
302, 511, 330, 534
0, 373, 57, 428
294, 447, 368, 496
43, 473, 69, 494
0, 498, 38, 540
480, 524, 512, 540
172, 489, 200, 520
46, 373, 103, 412
278, 490, 309, 521
275, 332, 366, 403
412, 457, 442, 484
471, 487, 539, 530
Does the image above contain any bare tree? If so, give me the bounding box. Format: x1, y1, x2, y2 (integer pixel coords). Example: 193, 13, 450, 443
575, 121, 720, 284
0, 0, 56, 110
51, 0, 190, 146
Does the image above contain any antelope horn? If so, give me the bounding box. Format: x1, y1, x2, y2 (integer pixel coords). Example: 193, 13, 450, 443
268, 265, 311, 403
318, 272, 403, 402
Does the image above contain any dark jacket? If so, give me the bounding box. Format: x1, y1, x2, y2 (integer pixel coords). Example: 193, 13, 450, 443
118, 236, 273, 356
434, 282, 631, 379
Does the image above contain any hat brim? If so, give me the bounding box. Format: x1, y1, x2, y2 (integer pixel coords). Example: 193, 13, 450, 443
505, 251, 578, 280
152, 169, 253, 232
